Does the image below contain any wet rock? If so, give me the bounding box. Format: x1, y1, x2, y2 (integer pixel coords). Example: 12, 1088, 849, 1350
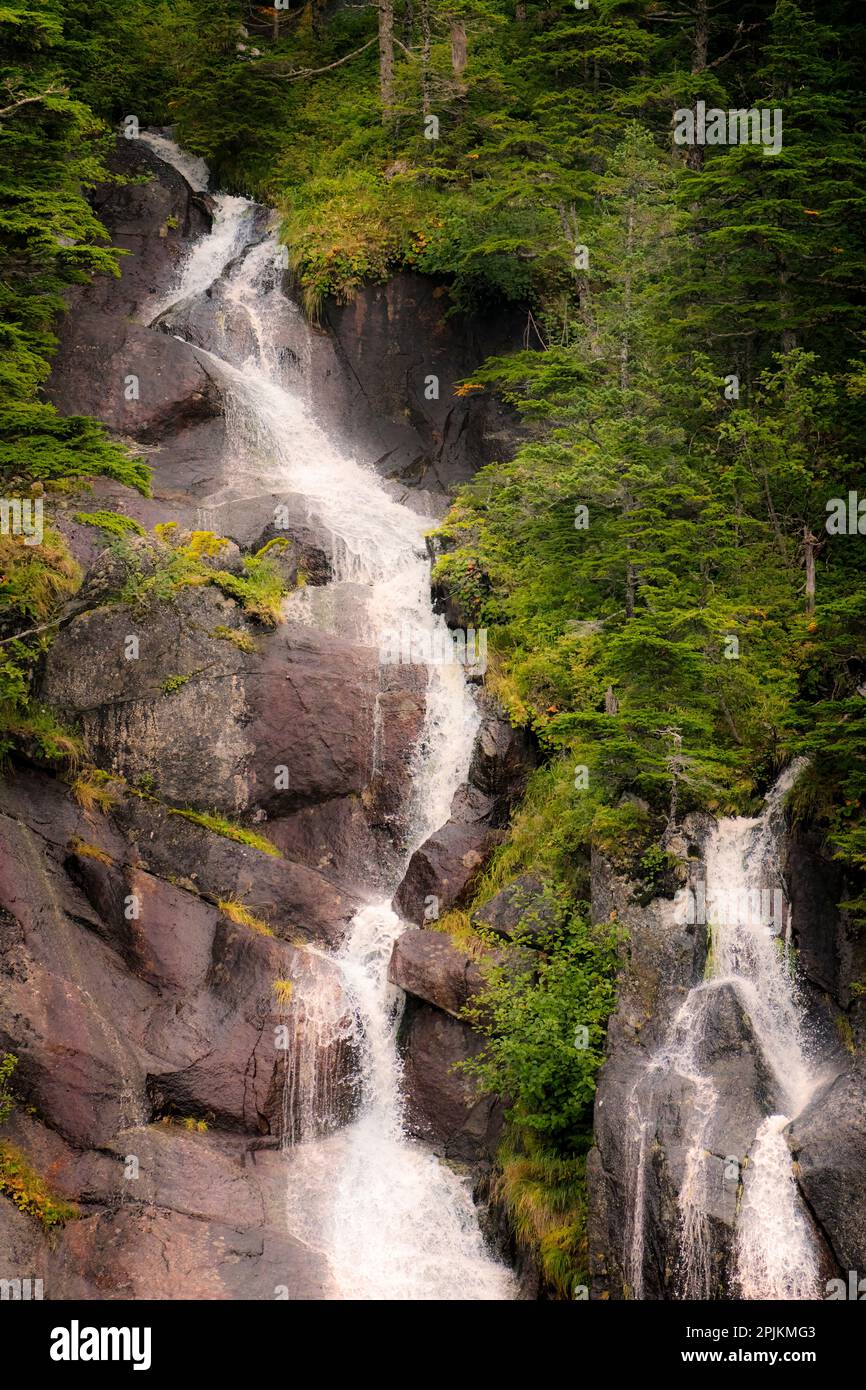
0, 776, 357, 1148
388, 928, 486, 1018
267, 797, 392, 896
392, 785, 502, 924
49, 323, 223, 443
471, 874, 555, 945
51, 138, 211, 323
586, 838, 710, 1300
364, 662, 427, 843
468, 696, 537, 821
399, 999, 504, 1163
788, 1067, 866, 1273
392, 693, 536, 924
786, 825, 866, 1015
320, 272, 529, 494
49, 1139, 334, 1300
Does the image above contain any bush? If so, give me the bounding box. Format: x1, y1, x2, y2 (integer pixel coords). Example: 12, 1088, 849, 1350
461, 899, 620, 1145
0, 1142, 78, 1229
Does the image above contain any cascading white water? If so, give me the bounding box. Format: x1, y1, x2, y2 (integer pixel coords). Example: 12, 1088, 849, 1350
144, 135, 514, 1300
735, 1115, 820, 1300
626, 760, 824, 1300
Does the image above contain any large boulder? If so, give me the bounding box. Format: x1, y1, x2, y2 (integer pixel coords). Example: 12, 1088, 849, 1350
39, 582, 381, 819
392, 785, 502, 924
399, 1000, 503, 1163
388, 928, 485, 1018
471, 873, 555, 945
47, 322, 223, 443
787, 1067, 866, 1274
392, 696, 536, 924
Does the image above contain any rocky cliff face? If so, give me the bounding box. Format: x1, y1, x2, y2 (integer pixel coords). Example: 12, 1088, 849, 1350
0, 138, 529, 1298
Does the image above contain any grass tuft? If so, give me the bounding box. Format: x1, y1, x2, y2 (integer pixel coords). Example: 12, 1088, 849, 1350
218, 897, 273, 936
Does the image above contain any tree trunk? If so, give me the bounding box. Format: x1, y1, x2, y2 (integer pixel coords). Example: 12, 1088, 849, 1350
686, 0, 710, 171
421, 0, 431, 115
378, 0, 395, 122
450, 20, 467, 75
620, 206, 634, 391
804, 526, 817, 615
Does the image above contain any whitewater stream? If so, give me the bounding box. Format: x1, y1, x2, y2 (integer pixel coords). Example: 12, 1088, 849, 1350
626, 761, 827, 1300
141, 134, 515, 1300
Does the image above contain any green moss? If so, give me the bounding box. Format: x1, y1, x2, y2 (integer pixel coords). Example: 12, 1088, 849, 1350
0, 1053, 17, 1127
161, 673, 192, 695
73, 509, 145, 538
168, 807, 282, 858
835, 1013, 856, 1055
210, 624, 257, 654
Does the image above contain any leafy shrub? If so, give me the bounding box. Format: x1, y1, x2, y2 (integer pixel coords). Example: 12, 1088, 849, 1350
0, 1142, 78, 1229
461, 900, 620, 1145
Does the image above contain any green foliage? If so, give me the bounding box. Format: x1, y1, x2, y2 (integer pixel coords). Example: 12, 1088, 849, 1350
168, 807, 282, 858
495, 1130, 589, 1299
110, 528, 287, 625
461, 891, 620, 1144
208, 554, 285, 627
160, 673, 191, 695
0, 1, 151, 496
73, 509, 145, 538
0, 1053, 17, 1127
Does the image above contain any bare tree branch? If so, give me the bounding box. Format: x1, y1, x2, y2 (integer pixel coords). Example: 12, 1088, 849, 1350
0, 83, 67, 119
258, 36, 378, 80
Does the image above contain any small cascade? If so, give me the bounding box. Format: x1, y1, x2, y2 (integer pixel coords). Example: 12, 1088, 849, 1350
625, 760, 825, 1300
735, 1116, 820, 1300
277, 955, 357, 1147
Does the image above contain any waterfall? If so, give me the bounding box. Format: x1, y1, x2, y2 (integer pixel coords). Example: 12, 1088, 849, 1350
626, 760, 824, 1300
143, 135, 515, 1300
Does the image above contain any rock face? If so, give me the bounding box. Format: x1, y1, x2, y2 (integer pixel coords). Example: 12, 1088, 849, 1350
320, 273, 529, 494
586, 838, 710, 1300
0, 771, 354, 1146
393, 705, 536, 924
587, 792, 865, 1302
41, 589, 381, 818
388, 927, 503, 1163
471, 873, 554, 944
399, 1000, 504, 1163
